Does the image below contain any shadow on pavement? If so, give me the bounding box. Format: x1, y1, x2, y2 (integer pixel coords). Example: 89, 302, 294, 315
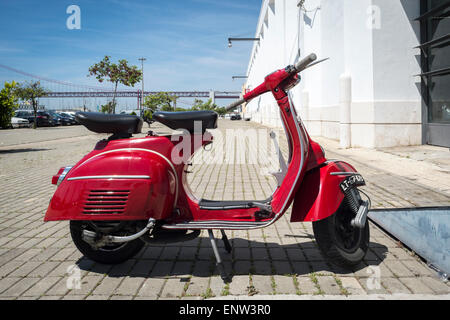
0, 148, 51, 154
75, 238, 388, 283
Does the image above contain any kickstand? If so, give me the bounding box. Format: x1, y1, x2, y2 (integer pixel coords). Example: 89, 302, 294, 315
208, 230, 230, 282
220, 230, 232, 253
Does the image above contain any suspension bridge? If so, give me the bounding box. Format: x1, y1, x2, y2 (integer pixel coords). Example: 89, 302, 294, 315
0, 63, 241, 111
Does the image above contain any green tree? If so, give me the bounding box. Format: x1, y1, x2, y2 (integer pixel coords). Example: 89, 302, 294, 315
142, 92, 177, 116
0, 81, 19, 129
100, 101, 116, 114
215, 107, 227, 116
88, 56, 142, 114
191, 98, 217, 111
15, 81, 49, 129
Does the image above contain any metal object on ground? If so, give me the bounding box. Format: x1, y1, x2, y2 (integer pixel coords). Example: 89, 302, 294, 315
368, 207, 450, 278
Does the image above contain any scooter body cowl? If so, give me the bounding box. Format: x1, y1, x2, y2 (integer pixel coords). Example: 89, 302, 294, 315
44, 136, 179, 222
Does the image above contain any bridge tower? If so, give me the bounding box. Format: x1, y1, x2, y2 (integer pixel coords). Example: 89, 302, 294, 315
209, 91, 215, 105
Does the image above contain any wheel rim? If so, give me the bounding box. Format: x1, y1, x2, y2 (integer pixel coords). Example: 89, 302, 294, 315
334, 209, 362, 253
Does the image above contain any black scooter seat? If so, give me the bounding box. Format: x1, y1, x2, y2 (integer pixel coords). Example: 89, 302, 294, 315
153, 111, 218, 133
75, 112, 143, 135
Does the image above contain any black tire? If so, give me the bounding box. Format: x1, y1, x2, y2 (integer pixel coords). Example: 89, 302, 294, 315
313, 200, 369, 268
70, 221, 145, 264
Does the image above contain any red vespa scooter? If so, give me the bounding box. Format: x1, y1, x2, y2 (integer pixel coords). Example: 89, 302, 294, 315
45, 54, 370, 280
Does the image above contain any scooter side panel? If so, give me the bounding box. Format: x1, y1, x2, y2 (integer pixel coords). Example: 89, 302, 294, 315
44, 149, 177, 221
290, 161, 357, 222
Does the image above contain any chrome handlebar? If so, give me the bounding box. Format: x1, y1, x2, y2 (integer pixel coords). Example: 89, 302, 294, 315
225, 53, 318, 111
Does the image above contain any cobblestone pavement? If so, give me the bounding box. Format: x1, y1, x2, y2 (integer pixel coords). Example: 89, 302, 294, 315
0, 120, 449, 300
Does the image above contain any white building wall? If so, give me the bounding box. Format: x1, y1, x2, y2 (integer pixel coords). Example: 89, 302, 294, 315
245, 0, 422, 148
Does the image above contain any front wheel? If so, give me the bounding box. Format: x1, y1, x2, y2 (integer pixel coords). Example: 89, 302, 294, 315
70, 221, 145, 264
313, 200, 369, 268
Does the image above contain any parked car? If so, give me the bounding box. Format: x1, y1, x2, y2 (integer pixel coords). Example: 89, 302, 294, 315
10, 117, 30, 128
15, 110, 52, 127
39, 111, 60, 126
48, 111, 72, 126
59, 112, 79, 125
230, 114, 242, 120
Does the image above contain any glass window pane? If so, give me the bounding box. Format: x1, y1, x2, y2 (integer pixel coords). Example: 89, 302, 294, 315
429, 73, 450, 123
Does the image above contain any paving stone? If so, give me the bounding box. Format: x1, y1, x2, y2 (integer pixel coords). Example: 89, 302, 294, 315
44, 277, 70, 296
160, 247, 180, 260
28, 261, 60, 277
159, 278, 187, 298
115, 276, 145, 296
384, 260, 415, 278
339, 277, 366, 295
13, 248, 43, 262
272, 261, 293, 275
129, 260, 155, 277
269, 248, 288, 260
286, 248, 307, 261
296, 276, 317, 294
150, 260, 174, 278
251, 275, 274, 295
140, 246, 163, 260
233, 260, 252, 275
8, 261, 42, 277
229, 275, 250, 295
403, 260, 436, 277
0, 277, 21, 295
85, 295, 109, 300
209, 276, 226, 297
273, 275, 297, 294
0, 260, 25, 277
137, 278, 166, 298
22, 277, 61, 297
316, 276, 341, 295
400, 277, 435, 294
234, 247, 251, 260
420, 276, 450, 294
177, 247, 198, 261
1, 277, 40, 297
91, 277, 122, 296
253, 260, 272, 275
291, 262, 311, 276
185, 276, 210, 296
109, 295, 133, 300
252, 248, 270, 260
302, 248, 324, 261
62, 295, 86, 300
66, 275, 103, 295
381, 277, 412, 294
197, 248, 214, 260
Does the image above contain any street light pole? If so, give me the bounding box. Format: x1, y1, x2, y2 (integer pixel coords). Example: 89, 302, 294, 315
138, 57, 146, 114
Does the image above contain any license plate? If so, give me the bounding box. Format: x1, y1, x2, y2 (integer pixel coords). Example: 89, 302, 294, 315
340, 174, 365, 192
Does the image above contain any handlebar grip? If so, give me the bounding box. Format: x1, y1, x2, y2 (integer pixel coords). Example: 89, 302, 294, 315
294, 53, 317, 72
226, 98, 246, 112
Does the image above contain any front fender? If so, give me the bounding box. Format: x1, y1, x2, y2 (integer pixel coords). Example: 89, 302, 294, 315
290, 160, 358, 222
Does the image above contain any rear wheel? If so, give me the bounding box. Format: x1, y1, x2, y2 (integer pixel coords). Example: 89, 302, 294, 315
70, 221, 145, 264
313, 199, 369, 268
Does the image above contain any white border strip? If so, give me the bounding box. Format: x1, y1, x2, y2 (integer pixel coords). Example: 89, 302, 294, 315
68, 175, 150, 181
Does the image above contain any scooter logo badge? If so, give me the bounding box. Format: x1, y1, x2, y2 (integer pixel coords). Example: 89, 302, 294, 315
66, 265, 81, 290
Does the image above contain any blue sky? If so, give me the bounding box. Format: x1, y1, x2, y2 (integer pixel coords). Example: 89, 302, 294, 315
0, 0, 261, 109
